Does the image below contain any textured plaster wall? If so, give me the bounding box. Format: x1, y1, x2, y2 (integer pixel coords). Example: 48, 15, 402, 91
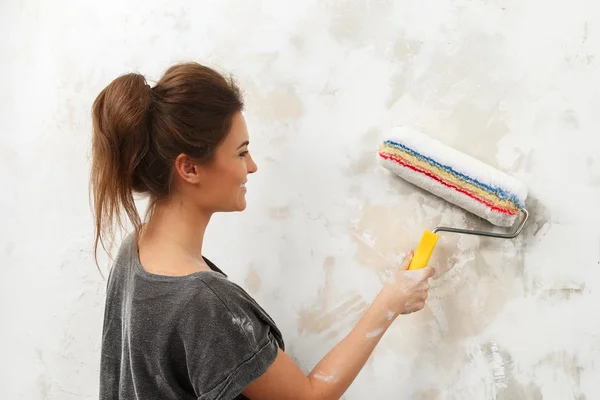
2, 0, 600, 399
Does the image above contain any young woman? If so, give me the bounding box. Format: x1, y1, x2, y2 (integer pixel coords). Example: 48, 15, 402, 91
91, 62, 435, 400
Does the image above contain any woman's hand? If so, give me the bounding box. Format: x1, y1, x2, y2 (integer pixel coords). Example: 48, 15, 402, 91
381, 251, 435, 316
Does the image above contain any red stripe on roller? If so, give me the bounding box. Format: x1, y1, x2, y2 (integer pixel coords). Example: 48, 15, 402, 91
379, 151, 516, 216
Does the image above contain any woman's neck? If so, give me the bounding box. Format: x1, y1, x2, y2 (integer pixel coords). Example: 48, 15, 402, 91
137, 198, 212, 276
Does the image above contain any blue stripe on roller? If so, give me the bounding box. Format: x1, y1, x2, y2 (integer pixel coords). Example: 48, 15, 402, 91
382, 140, 525, 209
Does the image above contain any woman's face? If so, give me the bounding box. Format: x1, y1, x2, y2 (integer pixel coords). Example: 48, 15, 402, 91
174, 111, 258, 213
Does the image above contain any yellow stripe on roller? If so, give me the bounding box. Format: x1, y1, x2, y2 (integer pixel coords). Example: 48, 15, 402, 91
380, 145, 520, 213
408, 230, 439, 270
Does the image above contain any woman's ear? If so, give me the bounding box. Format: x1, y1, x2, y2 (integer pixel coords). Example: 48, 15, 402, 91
173, 153, 203, 184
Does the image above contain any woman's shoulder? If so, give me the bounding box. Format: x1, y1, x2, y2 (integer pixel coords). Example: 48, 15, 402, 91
183, 259, 285, 348
191, 262, 271, 322
178, 263, 285, 399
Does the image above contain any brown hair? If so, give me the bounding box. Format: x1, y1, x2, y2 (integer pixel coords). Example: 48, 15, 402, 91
90, 62, 244, 267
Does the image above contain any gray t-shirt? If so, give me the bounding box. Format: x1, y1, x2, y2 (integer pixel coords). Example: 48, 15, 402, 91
99, 233, 285, 399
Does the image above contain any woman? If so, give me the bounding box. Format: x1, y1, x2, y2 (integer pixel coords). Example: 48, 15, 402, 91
91, 62, 435, 400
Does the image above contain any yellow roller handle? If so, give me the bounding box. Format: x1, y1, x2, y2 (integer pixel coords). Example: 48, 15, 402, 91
408, 230, 439, 270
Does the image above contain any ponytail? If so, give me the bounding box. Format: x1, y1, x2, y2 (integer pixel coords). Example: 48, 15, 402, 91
90, 73, 152, 267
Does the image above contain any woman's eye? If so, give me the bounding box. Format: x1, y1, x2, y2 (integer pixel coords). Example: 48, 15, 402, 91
239, 151, 248, 157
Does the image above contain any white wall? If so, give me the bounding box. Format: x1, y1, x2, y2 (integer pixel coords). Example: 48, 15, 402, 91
2, 0, 600, 398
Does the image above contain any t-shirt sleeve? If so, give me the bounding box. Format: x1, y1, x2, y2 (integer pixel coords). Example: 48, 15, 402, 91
183, 279, 280, 400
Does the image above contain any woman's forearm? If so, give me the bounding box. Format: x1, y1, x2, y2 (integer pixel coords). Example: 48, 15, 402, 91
307, 290, 395, 400
242, 253, 433, 400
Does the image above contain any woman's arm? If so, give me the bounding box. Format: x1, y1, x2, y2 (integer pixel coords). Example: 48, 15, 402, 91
242, 251, 435, 400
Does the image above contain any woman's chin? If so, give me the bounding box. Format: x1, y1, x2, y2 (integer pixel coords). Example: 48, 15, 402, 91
234, 195, 247, 212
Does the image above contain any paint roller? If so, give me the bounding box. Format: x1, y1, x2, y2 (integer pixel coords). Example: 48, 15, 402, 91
377, 126, 529, 270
